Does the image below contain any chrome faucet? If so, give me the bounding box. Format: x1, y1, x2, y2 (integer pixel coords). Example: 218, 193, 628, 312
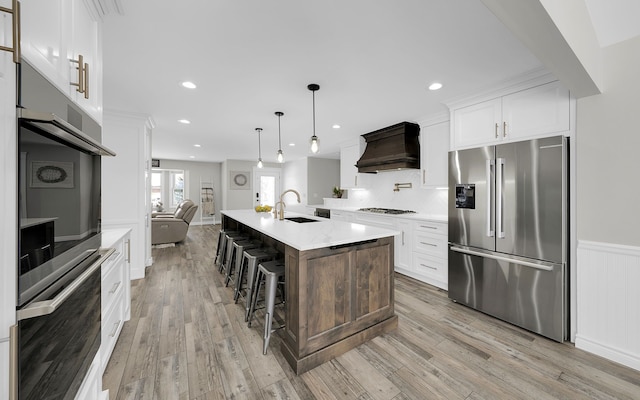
278, 189, 301, 220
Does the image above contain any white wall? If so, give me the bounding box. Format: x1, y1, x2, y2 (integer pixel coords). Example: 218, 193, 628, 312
308, 158, 340, 205
576, 36, 640, 246
222, 159, 281, 211
156, 159, 222, 224
573, 36, 640, 371
283, 158, 308, 210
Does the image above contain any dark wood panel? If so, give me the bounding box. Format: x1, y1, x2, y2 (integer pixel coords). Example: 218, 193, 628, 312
356, 242, 392, 318
306, 252, 351, 338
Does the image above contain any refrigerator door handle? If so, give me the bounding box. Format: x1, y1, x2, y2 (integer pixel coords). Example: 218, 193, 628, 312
496, 157, 505, 239
450, 246, 555, 271
486, 159, 494, 238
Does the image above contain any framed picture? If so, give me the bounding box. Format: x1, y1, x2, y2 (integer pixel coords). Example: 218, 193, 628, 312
229, 171, 250, 190
30, 161, 74, 188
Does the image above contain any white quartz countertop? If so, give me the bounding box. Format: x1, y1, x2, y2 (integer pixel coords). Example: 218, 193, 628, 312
321, 207, 447, 223
101, 228, 131, 248
222, 209, 400, 251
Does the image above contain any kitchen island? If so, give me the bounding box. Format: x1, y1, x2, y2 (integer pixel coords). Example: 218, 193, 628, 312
222, 209, 399, 374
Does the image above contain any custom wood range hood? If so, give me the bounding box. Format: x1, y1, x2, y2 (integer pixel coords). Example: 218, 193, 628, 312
356, 121, 421, 173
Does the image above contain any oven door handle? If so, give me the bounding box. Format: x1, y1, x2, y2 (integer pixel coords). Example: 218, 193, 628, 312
17, 247, 115, 321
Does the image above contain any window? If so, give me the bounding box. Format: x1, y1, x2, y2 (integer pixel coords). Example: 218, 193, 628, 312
151, 169, 186, 211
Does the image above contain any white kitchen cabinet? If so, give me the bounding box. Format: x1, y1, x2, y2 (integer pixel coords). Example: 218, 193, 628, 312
102, 111, 153, 280
68, 0, 102, 123
100, 229, 131, 374
395, 219, 412, 271
411, 221, 447, 289
0, 3, 18, 397
330, 209, 354, 222
452, 80, 571, 149
340, 138, 363, 189
19, 0, 67, 90
20, 0, 103, 124
420, 120, 449, 188
75, 353, 102, 400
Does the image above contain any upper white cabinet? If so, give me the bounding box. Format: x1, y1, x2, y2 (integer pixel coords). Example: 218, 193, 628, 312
19, 0, 66, 89
420, 120, 449, 188
451, 80, 571, 149
20, 0, 102, 124
340, 138, 364, 189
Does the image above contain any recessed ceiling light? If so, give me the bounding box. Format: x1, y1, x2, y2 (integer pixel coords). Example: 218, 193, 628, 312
178, 119, 191, 124
428, 82, 443, 91
189, 155, 195, 159
193, 144, 201, 147
332, 124, 341, 129
288, 143, 296, 147
182, 81, 196, 89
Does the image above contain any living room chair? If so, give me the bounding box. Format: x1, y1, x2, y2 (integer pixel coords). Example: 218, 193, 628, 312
151, 199, 198, 245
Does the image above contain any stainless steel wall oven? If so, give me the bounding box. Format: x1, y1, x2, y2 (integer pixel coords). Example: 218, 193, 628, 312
10, 61, 116, 400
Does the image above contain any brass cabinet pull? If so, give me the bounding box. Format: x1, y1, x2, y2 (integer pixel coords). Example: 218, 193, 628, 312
70, 54, 89, 99
0, 0, 21, 64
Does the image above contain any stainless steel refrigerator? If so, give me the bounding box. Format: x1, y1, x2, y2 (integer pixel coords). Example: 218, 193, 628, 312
448, 136, 568, 342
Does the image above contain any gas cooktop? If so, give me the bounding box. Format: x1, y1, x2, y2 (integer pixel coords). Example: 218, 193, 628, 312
358, 207, 417, 215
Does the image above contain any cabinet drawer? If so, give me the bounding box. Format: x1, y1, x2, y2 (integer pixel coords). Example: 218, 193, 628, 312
414, 230, 447, 258
413, 221, 447, 236
101, 294, 125, 372
102, 257, 125, 312
413, 252, 447, 282
353, 213, 395, 228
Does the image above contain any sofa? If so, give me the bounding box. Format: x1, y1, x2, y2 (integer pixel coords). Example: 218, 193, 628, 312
151, 199, 198, 245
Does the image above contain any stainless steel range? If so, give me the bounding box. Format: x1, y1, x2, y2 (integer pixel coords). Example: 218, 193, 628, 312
358, 208, 416, 215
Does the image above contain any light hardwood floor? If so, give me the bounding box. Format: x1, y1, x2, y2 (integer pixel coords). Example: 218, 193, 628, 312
103, 225, 640, 399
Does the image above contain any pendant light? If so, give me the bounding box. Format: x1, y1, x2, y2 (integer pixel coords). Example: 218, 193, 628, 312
275, 111, 284, 163
255, 128, 264, 168
308, 83, 320, 153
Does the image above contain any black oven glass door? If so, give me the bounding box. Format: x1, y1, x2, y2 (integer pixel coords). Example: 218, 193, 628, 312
17, 252, 104, 400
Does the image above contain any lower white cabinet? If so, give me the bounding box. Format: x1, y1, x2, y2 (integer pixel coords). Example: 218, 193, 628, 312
75, 353, 103, 400
330, 209, 354, 222
411, 221, 447, 289
100, 229, 131, 374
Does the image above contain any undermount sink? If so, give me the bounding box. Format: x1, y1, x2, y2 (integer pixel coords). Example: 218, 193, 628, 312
284, 217, 319, 223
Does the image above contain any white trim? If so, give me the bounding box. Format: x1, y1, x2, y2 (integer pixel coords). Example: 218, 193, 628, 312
575, 239, 640, 372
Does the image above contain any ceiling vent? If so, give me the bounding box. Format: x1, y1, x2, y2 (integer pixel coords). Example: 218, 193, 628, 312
356, 122, 420, 173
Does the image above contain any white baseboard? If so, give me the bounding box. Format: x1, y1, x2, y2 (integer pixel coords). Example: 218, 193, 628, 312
576, 240, 640, 372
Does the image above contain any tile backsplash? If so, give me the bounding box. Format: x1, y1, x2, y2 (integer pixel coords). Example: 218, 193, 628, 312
324, 169, 448, 216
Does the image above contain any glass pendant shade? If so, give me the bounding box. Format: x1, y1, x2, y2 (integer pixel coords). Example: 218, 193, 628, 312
310, 135, 319, 153
275, 111, 284, 163
255, 128, 263, 168
308, 84, 320, 154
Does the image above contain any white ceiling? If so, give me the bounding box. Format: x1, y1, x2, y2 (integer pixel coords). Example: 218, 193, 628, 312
102, 0, 635, 164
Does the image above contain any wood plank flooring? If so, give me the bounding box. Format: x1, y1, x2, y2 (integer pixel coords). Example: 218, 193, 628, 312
103, 225, 640, 399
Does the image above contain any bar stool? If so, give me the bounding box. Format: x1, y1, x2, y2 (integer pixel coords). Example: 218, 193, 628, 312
215, 229, 238, 266
234, 247, 279, 310
248, 260, 285, 354
224, 239, 261, 287
219, 232, 248, 274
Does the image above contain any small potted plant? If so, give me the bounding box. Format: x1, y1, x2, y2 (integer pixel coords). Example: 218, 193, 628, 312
333, 186, 344, 198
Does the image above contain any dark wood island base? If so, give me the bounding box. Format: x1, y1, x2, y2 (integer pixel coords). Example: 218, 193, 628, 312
223, 215, 398, 375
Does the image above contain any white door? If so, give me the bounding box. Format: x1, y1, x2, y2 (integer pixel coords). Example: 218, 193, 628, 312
253, 167, 281, 207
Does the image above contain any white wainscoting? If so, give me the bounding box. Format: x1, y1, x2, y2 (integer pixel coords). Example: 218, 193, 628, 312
575, 240, 640, 371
